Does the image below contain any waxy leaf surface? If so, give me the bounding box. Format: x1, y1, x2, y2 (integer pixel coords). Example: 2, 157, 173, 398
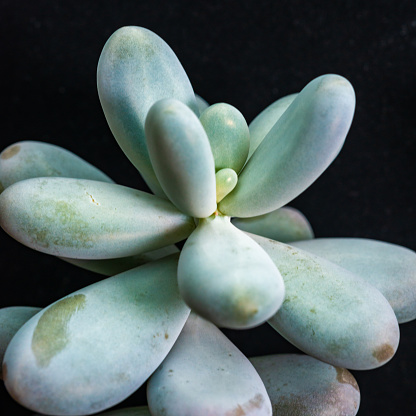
232, 206, 314, 243
147, 313, 272, 416
0, 141, 113, 192
251, 234, 399, 370
219, 75, 355, 217
178, 215, 285, 329
0, 178, 194, 259
4, 255, 190, 415
0, 307, 41, 379
200, 103, 250, 173
248, 93, 298, 159
97, 26, 198, 197
146, 99, 216, 218
291, 238, 416, 323
250, 354, 360, 416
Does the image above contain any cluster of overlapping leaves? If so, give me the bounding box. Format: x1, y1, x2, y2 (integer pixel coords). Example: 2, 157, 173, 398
0, 26, 414, 416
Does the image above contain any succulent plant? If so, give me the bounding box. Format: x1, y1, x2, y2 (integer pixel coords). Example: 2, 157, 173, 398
0, 25, 415, 416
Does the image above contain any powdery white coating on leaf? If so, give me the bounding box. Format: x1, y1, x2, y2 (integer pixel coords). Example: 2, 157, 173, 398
145, 99, 217, 218
178, 215, 285, 329
251, 234, 400, 370
291, 238, 416, 324
0, 177, 195, 259
200, 103, 250, 173
97, 26, 198, 197
0, 141, 113, 191
0, 307, 41, 379
250, 354, 360, 416
4, 255, 190, 416
219, 74, 355, 217
248, 93, 298, 159
232, 206, 314, 243
147, 313, 272, 416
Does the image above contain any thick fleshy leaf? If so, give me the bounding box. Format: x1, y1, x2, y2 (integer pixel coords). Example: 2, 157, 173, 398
97, 26, 199, 197
4, 255, 190, 415
145, 99, 216, 218
219, 75, 355, 217
62, 245, 179, 276
250, 354, 360, 416
248, 93, 298, 159
0, 178, 195, 259
232, 206, 314, 243
291, 238, 416, 323
251, 234, 399, 370
178, 215, 285, 329
147, 313, 272, 416
0, 307, 41, 379
195, 94, 209, 113
215, 168, 238, 203
200, 103, 250, 173
0, 141, 113, 192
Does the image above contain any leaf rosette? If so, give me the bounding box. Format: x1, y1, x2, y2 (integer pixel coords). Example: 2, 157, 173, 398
0, 25, 414, 416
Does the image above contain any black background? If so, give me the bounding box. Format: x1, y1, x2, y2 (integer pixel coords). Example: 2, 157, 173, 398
0, 0, 415, 415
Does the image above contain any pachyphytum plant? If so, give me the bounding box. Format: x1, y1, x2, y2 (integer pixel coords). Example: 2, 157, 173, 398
0, 26, 415, 416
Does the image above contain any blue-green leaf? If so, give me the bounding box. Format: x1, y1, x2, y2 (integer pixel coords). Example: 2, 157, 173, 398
219, 75, 355, 217
0, 307, 41, 379
251, 354, 360, 416
291, 238, 416, 323
178, 215, 285, 329
232, 206, 314, 242
248, 93, 297, 159
97, 26, 198, 197
200, 103, 250, 173
146, 99, 216, 218
252, 234, 399, 370
0, 141, 113, 192
0, 178, 195, 259
147, 313, 272, 415
4, 255, 190, 415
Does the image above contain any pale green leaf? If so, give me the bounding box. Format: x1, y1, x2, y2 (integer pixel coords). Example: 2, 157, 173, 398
97, 26, 198, 197
4, 255, 190, 415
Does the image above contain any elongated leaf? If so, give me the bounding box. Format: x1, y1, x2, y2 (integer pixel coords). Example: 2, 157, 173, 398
200, 103, 250, 173
62, 245, 179, 276
251, 234, 399, 370
0, 141, 113, 192
0, 307, 41, 379
291, 238, 416, 323
251, 354, 360, 416
232, 206, 314, 243
178, 215, 284, 329
248, 93, 298, 159
147, 313, 272, 415
4, 255, 190, 415
145, 99, 216, 218
97, 26, 198, 197
0, 178, 195, 259
219, 75, 355, 217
